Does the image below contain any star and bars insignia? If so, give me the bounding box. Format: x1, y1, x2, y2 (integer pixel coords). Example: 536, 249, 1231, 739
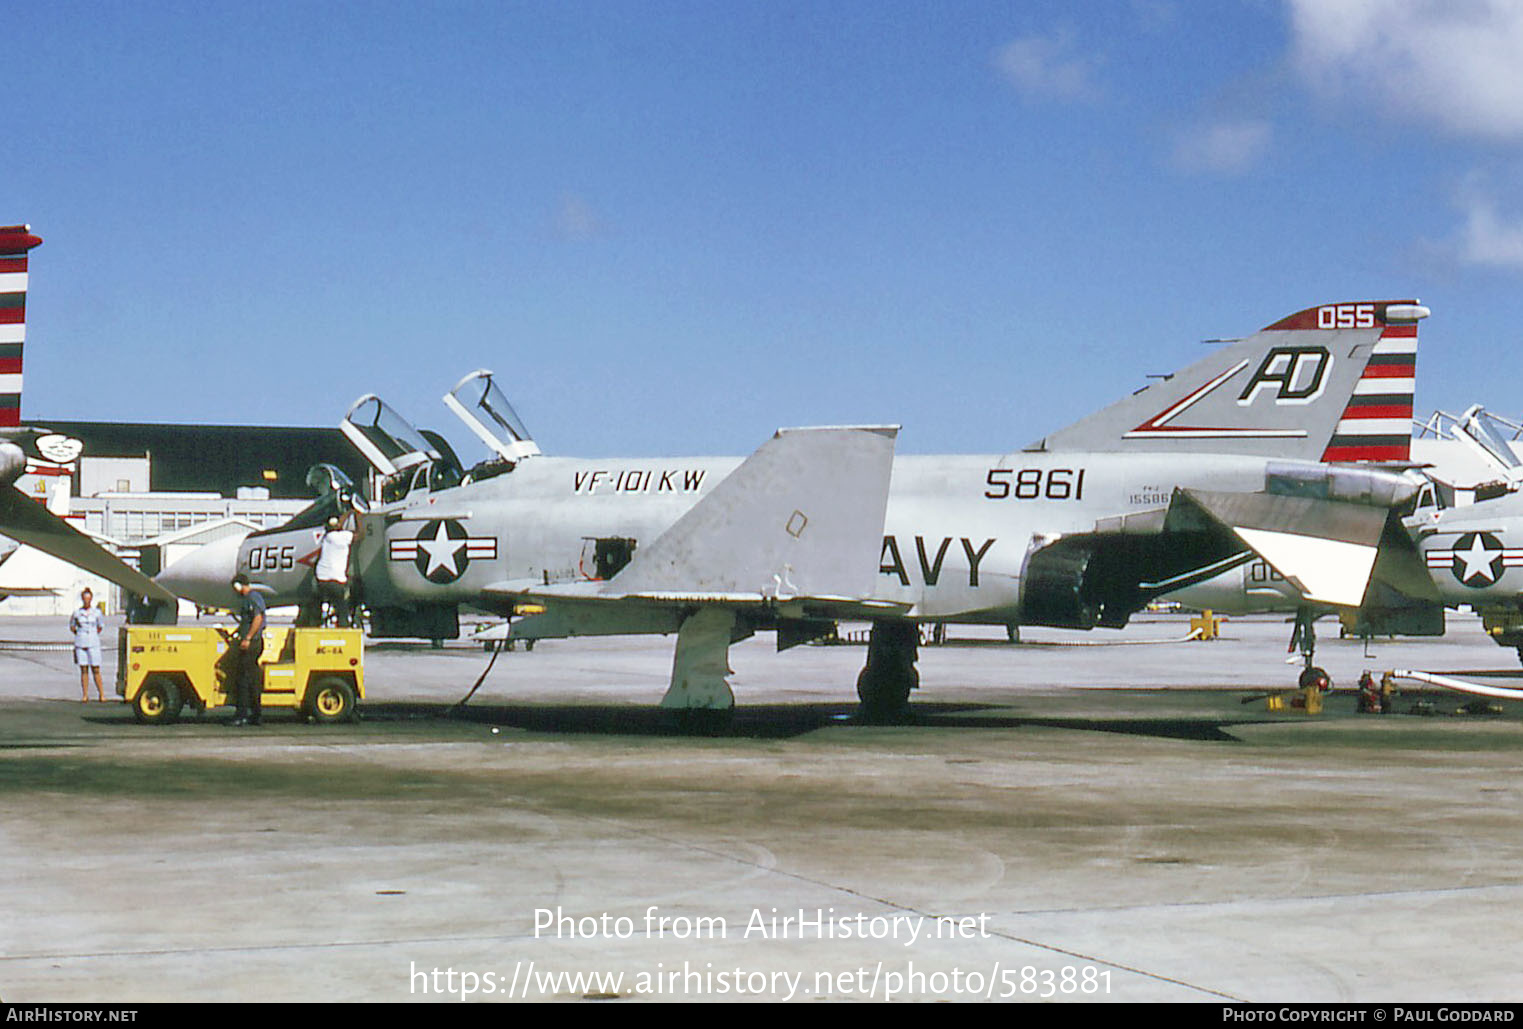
389, 519, 498, 584
1424, 531, 1523, 589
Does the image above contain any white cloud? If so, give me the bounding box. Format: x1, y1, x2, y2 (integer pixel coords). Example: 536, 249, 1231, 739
1170, 119, 1274, 175
1286, 0, 1523, 139
1455, 185, 1523, 269
994, 30, 1103, 103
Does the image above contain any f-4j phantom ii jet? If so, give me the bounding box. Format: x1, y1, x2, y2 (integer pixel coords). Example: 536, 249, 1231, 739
157, 300, 1434, 719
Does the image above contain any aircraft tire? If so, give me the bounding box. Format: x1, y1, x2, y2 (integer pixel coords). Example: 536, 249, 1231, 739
856, 665, 917, 722
307, 677, 357, 724
1298, 666, 1331, 692
133, 676, 182, 725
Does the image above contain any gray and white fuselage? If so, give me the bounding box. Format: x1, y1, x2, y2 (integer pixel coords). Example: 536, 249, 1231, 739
348, 450, 1273, 624
159, 449, 1275, 624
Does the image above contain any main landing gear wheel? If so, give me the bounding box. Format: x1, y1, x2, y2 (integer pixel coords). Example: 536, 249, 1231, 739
855, 621, 920, 724
855, 665, 917, 720
133, 675, 183, 725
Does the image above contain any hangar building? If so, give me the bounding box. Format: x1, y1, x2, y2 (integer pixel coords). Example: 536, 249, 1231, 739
0, 421, 365, 615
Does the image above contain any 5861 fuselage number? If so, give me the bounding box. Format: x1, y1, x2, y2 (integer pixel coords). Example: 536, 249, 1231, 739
985, 468, 1086, 501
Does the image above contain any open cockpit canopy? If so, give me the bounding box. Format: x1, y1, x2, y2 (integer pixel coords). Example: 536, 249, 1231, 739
443, 369, 540, 464
342, 394, 440, 477
341, 394, 465, 503
1451, 405, 1523, 479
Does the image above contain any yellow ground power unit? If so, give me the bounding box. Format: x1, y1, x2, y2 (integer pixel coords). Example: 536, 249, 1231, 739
116, 625, 364, 724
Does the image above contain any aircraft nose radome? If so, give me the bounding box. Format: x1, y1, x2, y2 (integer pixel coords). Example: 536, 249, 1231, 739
155, 533, 246, 608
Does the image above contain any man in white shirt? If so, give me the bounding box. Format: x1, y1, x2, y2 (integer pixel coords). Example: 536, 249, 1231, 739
69, 588, 106, 702
315, 514, 356, 627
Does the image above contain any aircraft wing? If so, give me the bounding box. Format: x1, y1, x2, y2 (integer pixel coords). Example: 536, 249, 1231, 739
0, 488, 179, 604
1167, 489, 1390, 607
485, 425, 905, 637
1166, 486, 1443, 608
1030, 473, 1436, 631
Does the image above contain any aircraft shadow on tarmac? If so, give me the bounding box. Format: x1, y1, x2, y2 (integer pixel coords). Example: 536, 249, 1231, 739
361, 701, 1266, 742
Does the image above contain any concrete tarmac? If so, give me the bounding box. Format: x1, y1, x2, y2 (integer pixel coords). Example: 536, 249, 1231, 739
2, 612, 1521, 1003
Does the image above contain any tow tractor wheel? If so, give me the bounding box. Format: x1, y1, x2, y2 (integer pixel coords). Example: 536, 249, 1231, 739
134, 675, 183, 725
1298, 666, 1331, 692
307, 677, 357, 724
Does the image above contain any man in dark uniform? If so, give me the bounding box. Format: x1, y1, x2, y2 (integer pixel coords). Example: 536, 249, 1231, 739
230, 573, 267, 726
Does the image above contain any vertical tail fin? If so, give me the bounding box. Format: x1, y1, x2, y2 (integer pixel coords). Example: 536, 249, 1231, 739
1035, 300, 1429, 461
1319, 304, 1422, 462
0, 226, 43, 429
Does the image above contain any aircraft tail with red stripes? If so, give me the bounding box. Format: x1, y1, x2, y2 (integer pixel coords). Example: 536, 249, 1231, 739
1316, 307, 1419, 462
1036, 300, 1429, 463
0, 225, 43, 430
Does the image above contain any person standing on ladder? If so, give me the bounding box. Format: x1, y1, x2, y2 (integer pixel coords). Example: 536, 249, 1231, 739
315, 513, 357, 628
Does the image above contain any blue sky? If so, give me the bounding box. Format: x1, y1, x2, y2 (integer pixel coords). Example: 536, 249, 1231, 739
10, 1, 1523, 458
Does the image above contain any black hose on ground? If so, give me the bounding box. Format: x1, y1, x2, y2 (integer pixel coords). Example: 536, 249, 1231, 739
446, 636, 505, 715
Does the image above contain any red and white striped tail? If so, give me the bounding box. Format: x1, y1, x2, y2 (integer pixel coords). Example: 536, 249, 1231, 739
0, 225, 42, 429
1320, 301, 1425, 463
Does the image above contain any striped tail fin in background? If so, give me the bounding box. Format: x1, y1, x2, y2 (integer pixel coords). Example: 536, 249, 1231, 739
1318, 302, 1423, 463
0, 226, 43, 429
